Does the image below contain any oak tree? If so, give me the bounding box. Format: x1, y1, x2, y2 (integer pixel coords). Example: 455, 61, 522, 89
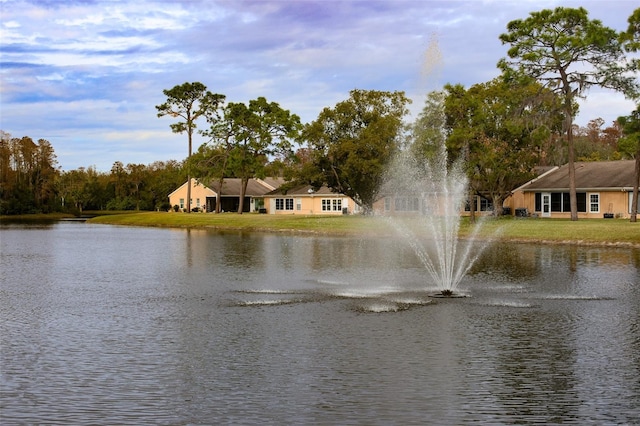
211, 98, 301, 213
444, 77, 563, 216
303, 89, 411, 214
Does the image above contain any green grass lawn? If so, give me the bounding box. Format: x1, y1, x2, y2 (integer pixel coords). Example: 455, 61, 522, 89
88, 211, 376, 234
87, 211, 640, 247
465, 217, 640, 246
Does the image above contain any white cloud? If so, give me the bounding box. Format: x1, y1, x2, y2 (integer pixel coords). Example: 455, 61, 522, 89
36, 72, 64, 81
1, 0, 638, 171
2, 20, 21, 29
576, 90, 637, 127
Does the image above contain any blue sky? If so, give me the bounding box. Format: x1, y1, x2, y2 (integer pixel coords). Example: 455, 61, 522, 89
1, 0, 637, 171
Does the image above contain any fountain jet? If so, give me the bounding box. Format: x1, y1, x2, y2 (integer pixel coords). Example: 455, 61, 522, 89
381, 98, 486, 297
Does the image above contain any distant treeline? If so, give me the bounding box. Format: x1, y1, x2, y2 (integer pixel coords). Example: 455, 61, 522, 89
0, 116, 628, 216
0, 132, 186, 214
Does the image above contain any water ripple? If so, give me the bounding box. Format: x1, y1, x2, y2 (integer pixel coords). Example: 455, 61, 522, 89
2, 225, 638, 425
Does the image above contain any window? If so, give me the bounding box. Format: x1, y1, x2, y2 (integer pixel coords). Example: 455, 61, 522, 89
551, 193, 562, 212
394, 197, 420, 212
577, 193, 587, 212
196, 198, 200, 208
322, 199, 342, 211
384, 197, 391, 212
275, 198, 294, 211
535, 192, 587, 212
589, 193, 599, 213
562, 193, 587, 212
464, 196, 492, 212
479, 197, 493, 212
629, 192, 640, 214
179, 198, 184, 209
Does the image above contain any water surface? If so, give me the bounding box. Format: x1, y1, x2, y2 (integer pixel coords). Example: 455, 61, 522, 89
1, 222, 638, 424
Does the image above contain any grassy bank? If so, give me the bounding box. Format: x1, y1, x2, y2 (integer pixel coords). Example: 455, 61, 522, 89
89, 211, 375, 235
464, 218, 640, 247
87, 211, 640, 247
1, 212, 74, 222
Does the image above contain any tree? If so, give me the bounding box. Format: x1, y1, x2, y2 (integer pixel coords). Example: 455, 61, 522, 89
110, 161, 127, 201
126, 163, 146, 210
303, 89, 411, 214
33, 138, 58, 212
499, 7, 640, 220
444, 77, 563, 216
620, 8, 640, 70
618, 107, 640, 222
84, 166, 111, 211
197, 103, 243, 213
212, 97, 301, 213
58, 167, 92, 213
574, 118, 622, 161
618, 10, 640, 223
156, 82, 225, 213
145, 159, 185, 211
188, 143, 233, 213
0, 133, 60, 214
409, 91, 447, 163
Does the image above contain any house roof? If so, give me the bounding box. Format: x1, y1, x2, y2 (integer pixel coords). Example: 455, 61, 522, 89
264, 184, 345, 197
518, 160, 636, 192
258, 177, 285, 190
168, 178, 283, 198
207, 178, 279, 197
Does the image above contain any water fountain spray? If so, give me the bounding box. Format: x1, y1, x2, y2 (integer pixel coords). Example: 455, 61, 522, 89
381, 97, 487, 297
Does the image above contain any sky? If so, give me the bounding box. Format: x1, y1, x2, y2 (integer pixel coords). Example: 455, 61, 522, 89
1, 0, 638, 172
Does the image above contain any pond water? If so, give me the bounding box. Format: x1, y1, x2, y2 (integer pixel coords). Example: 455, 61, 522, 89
1, 222, 639, 425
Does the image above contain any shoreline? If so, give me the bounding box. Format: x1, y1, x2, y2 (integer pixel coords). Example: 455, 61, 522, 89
3, 212, 639, 249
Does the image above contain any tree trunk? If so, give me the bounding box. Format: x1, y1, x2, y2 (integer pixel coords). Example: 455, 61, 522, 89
237, 177, 248, 214
216, 176, 224, 213
186, 129, 192, 213
135, 183, 140, 210
631, 152, 640, 223
468, 189, 476, 224
493, 193, 504, 217
565, 105, 578, 221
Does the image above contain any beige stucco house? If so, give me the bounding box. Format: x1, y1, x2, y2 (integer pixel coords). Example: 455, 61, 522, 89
168, 178, 282, 212
262, 184, 359, 215
508, 160, 639, 219
168, 178, 215, 212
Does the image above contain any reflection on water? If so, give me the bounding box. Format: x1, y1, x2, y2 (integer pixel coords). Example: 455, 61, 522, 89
1, 222, 639, 424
